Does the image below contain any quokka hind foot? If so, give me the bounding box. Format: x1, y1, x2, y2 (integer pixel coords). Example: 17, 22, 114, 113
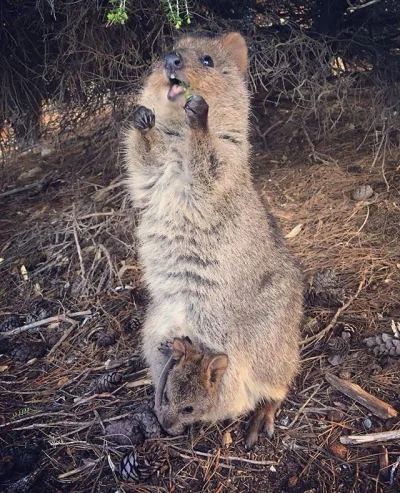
245, 400, 282, 449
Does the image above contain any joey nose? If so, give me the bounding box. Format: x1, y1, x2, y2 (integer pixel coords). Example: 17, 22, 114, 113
162, 416, 176, 430
165, 52, 182, 72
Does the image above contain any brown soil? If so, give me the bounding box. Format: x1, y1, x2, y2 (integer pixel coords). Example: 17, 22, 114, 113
0, 108, 399, 493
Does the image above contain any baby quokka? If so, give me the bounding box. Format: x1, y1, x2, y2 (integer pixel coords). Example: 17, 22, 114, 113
125, 32, 303, 448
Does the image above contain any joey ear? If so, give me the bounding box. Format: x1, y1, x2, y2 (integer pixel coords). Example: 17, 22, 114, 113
172, 337, 192, 361
203, 354, 228, 388
220, 32, 248, 75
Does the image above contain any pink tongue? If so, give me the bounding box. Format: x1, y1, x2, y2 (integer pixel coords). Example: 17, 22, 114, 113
168, 84, 184, 100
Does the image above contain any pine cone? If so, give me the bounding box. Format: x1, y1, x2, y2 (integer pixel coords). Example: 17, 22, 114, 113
351, 184, 373, 201
129, 357, 145, 373
132, 287, 150, 309
305, 269, 346, 309
10, 342, 47, 364
2, 466, 44, 493
25, 300, 53, 325
363, 333, 400, 356
326, 336, 350, 366
0, 315, 22, 333
0, 444, 43, 473
105, 419, 143, 446
124, 312, 143, 333
137, 410, 161, 440
90, 372, 123, 393
119, 441, 167, 483
0, 338, 10, 355
104, 410, 161, 446
327, 337, 350, 356
96, 331, 118, 348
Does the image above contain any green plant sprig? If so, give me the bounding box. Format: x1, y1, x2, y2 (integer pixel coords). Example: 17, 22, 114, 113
180, 81, 193, 99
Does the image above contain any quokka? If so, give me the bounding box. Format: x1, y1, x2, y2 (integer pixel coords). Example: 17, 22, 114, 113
125, 32, 303, 447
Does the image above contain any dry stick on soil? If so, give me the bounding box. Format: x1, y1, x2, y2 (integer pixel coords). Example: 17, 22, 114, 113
90, 175, 125, 202
0, 179, 48, 198
340, 429, 400, 445
47, 317, 78, 356
1, 311, 92, 337
178, 452, 233, 470
301, 274, 366, 347
73, 203, 86, 280
170, 446, 278, 466
325, 373, 398, 420
58, 459, 101, 479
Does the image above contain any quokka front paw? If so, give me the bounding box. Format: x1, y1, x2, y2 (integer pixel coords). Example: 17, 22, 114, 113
184, 95, 209, 130
158, 340, 173, 355
133, 106, 155, 133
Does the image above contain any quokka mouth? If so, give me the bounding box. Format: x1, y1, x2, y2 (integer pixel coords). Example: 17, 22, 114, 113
167, 74, 192, 101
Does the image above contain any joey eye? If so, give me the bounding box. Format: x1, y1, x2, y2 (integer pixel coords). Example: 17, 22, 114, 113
200, 55, 214, 67
183, 406, 194, 414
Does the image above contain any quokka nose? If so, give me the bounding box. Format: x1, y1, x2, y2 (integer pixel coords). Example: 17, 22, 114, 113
164, 52, 182, 71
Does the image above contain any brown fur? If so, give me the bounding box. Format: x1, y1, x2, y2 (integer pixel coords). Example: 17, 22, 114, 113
124, 32, 303, 448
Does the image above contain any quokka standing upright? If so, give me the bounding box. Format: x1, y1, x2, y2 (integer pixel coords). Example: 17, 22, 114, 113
125, 32, 303, 447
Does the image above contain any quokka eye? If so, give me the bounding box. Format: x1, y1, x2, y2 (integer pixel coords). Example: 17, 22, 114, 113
200, 55, 214, 67
183, 406, 194, 414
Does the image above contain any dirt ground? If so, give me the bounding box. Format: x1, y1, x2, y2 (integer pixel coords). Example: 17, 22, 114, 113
0, 105, 400, 493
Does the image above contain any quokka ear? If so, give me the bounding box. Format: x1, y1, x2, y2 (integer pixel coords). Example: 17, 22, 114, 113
203, 353, 229, 389
172, 337, 192, 361
220, 32, 248, 75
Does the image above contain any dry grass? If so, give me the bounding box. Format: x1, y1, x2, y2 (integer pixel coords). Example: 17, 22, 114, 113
0, 110, 400, 492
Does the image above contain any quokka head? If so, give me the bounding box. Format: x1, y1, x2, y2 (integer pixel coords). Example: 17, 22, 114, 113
145, 32, 248, 116
155, 337, 228, 436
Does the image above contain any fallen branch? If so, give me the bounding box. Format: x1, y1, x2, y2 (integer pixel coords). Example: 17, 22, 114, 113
325, 373, 398, 420
0, 177, 50, 198
347, 0, 382, 13
340, 429, 400, 445
1, 310, 92, 337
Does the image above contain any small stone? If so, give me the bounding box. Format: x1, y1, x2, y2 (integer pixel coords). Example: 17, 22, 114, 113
382, 333, 390, 342
363, 417, 372, 429
40, 146, 53, 157
328, 441, 348, 460
389, 348, 396, 356
396, 345, 400, 355
280, 415, 290, 426
328, 354, 344, 366
351, 185, 373, 201
327, 409, 344, 422
392, 339, 400, 347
